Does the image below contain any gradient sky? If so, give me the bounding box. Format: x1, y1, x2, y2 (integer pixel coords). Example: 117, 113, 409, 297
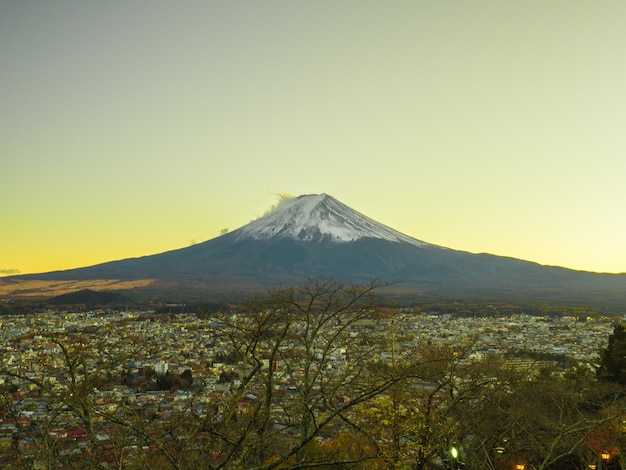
2, 1, 626, 276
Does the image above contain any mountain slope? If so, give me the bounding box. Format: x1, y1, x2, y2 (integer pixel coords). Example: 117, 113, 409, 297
6, 194, 626, 304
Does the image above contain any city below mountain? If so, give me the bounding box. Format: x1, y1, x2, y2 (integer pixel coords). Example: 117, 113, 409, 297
3, 194, 626, 306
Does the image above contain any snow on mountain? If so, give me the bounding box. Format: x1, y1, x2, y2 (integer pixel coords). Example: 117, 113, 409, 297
233, 193, 430, 247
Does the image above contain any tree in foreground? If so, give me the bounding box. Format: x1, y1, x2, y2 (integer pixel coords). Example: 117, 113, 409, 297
201, 277, 414, 468
598, 322, 626, 385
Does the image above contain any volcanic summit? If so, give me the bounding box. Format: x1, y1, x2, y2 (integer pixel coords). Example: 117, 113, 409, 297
233, 194, 428, 246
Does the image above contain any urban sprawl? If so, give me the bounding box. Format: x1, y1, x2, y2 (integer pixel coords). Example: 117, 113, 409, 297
0, 307, 618, 468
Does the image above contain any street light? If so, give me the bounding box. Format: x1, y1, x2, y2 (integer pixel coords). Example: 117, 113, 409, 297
450, 446, 459, 470
601, 451, 611, 469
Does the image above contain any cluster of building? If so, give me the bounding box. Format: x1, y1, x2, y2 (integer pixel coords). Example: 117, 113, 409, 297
0, 308, 618, 464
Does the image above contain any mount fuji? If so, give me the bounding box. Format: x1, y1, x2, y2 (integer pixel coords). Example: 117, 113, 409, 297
6, 194, 626, 304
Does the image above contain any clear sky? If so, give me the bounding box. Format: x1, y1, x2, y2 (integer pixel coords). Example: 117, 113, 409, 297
2, 1, 626, 276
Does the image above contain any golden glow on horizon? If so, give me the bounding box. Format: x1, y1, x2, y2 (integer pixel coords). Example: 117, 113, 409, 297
0, 279, 155, 298
2, 1, 626, 276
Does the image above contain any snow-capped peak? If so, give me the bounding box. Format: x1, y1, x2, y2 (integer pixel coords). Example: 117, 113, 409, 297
233, 194, 429, 247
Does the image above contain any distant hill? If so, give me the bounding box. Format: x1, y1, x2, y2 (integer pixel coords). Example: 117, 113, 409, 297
4, 194, 626, 307
47, 289, 132, 308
